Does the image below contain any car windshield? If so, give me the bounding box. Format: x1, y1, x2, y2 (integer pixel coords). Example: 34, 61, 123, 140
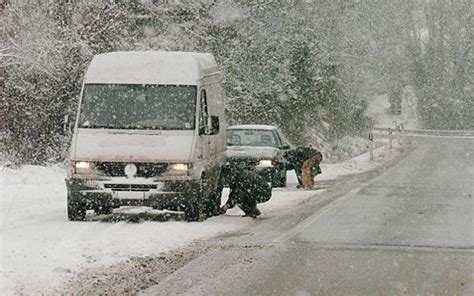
227, 129, 281, 148
79, 84, 197, 130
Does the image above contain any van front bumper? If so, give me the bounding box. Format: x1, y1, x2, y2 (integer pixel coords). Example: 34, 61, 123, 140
66, 178, 201, 209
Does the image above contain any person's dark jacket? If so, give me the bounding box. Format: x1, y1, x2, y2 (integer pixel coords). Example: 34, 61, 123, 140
226, 169, 272, 208
285, 146, 323, 172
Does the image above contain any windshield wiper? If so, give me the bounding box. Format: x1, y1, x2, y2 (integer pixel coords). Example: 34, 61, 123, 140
80, 124, 192, 130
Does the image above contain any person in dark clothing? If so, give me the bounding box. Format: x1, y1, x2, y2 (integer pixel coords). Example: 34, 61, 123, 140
220, 166, 272, 218
285, 145, 323, 188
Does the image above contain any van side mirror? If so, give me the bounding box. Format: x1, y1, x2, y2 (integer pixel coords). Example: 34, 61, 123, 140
281, 144, 291, 150
63, 114, 75, 134
63, 115, 69, 133
200, 116, 220, 135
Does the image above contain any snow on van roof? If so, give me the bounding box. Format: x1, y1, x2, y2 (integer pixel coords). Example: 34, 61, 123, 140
84, 51, 218, 85
228, 124, 277, 130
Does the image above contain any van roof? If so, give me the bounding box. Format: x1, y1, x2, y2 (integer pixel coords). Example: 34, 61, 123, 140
84, 51, 218, 85
228, 125, 277, 131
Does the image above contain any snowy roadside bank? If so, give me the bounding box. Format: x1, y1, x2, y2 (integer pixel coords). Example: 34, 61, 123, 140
0, 143, 404, 295
318, 141, 404, 181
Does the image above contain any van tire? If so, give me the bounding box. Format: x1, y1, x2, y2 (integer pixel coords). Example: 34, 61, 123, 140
184, 178, 204, 221
67, 192, 87, 221
184, 199, 204, 222
205, 174, 224, 217
206, 191, 221, 217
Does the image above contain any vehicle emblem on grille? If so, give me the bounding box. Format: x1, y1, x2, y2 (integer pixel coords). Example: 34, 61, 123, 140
124, 163, 137, 178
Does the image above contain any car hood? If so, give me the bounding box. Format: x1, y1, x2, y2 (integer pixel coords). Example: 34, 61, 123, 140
226, 146, 279, 159
70, 128, 195, 162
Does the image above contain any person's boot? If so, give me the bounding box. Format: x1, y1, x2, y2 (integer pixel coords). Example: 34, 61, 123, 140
243, 207, 261, 218
220, 204, 230, 215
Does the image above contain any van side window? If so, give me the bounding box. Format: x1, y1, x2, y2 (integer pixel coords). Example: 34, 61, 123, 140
199, 89, 208, 130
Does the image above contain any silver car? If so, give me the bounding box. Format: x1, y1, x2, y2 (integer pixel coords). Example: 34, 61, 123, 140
226, 125, 291, 187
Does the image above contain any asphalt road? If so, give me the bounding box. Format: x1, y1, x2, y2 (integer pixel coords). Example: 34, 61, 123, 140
144, 137, 473, 296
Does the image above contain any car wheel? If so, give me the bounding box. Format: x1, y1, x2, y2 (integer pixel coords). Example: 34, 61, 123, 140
67, 192, 87, 221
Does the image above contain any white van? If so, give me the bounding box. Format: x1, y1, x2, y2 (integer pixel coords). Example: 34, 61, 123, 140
66, 51, 227, 221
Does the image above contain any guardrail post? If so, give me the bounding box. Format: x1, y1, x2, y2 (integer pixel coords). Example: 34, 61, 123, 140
397, 124, 402, 146
369, 132, 374, 161
388, 128, 393, 149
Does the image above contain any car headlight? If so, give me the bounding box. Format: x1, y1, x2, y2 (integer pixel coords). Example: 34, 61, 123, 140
258, 159, 275, 168
171, 163, 189, 171
165, 163, 193, 176
73, 161, 96, 174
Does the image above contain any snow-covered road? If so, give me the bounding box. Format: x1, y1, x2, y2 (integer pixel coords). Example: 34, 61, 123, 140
1, 144, 400, 295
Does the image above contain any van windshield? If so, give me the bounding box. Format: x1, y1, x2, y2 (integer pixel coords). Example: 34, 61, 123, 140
79, 84, 197, 130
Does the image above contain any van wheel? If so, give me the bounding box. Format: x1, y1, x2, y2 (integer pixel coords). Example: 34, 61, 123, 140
205, 175, 224, 217
67, 192, 86, 221
206, 191, 222, 217
184, 199, 204, 222
184, 179, 204, 221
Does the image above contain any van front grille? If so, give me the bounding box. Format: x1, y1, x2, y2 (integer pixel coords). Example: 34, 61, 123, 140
104, 184, 157, 192
95, 162, 168, 178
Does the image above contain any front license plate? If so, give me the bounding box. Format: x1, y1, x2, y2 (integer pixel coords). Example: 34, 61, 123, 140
113, 191, 146, 200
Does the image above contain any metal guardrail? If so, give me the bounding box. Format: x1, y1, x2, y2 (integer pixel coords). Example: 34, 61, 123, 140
367, 125, 473, 161
402, 129, 474, 137
373, 127, 474, 137
373, 127, 473, 133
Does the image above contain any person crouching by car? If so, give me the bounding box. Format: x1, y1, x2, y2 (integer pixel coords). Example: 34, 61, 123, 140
302, 150, 323, 189
285, 145, 323, 188
220, 165, 272, 218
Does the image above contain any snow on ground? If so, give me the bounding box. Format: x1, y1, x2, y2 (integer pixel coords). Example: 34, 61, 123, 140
222, 187, 322, 217
0, 167, 318, 295
0, 141, 400, 295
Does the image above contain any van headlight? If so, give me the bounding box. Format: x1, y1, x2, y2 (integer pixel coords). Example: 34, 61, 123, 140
165, 163, 193, 176
257, 159, 276, 168
73, 161, 96, 174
